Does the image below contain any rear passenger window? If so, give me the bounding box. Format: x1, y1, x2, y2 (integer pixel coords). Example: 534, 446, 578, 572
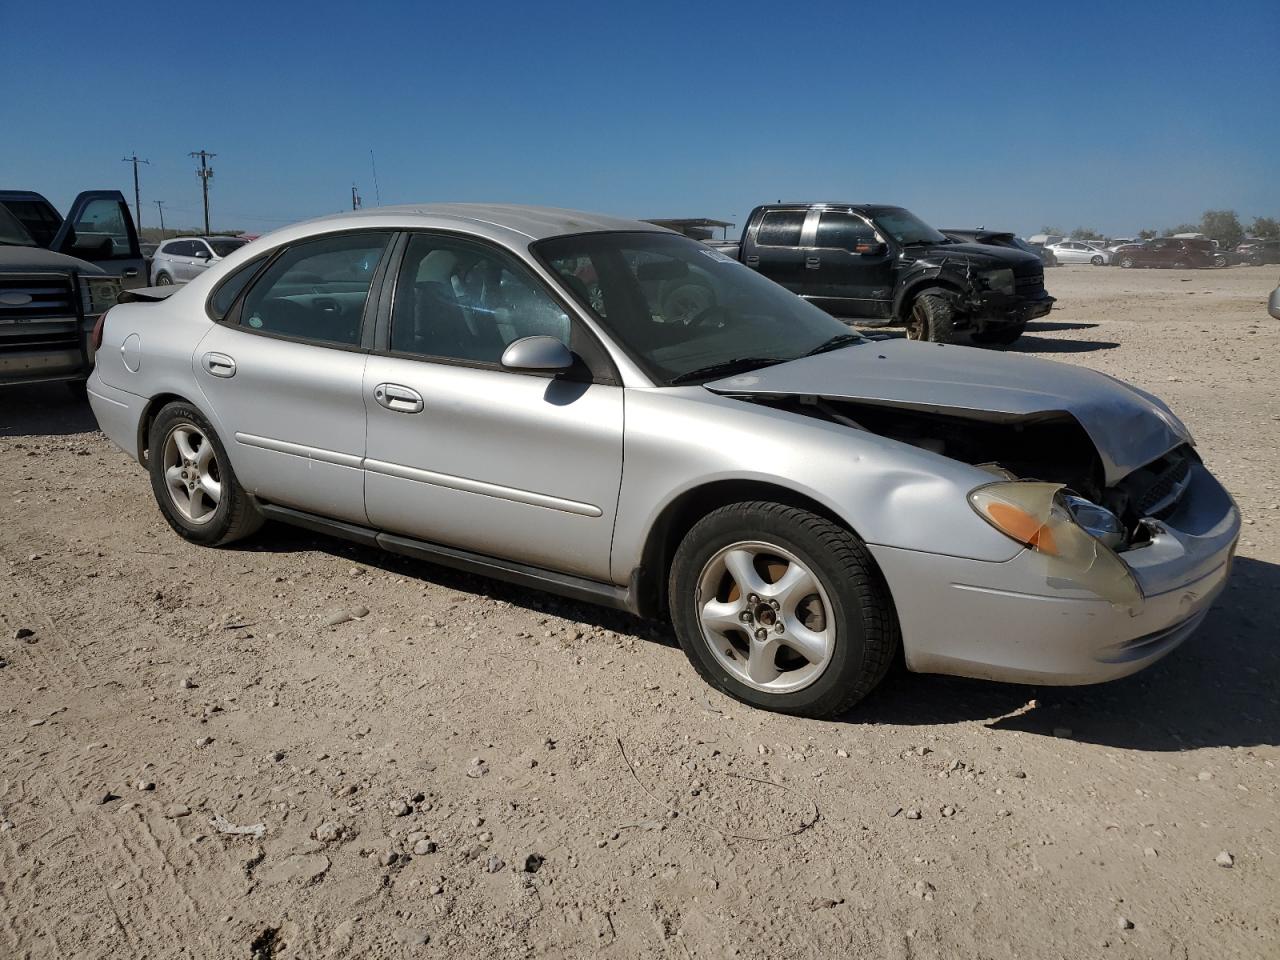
238, 232, 390, 346
815, 212, 875, 250
756, 211, 805, 247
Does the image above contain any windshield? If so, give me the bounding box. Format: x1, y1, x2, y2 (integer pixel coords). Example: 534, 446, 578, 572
0, 204, 38, 247
208, 237, 248, 256
869, 207, 948, 245
534, 231, 861, 385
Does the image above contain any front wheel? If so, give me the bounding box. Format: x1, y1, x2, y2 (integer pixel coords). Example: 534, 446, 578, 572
148, 401, 262, 546
905, 293, 955, 343
154, 272, 173, 286
669, 501, 899, 717
1119, 256, 1136, 269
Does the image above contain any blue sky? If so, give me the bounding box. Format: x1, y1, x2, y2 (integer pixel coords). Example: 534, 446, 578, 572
3, 0, 1276, 237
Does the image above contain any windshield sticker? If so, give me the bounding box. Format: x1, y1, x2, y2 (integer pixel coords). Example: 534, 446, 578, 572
699, 248, 736, 264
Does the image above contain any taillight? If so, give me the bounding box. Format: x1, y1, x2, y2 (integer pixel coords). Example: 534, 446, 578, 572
91, 309, 109, 352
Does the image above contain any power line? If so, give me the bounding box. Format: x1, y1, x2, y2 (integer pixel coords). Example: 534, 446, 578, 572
121, 154, 150, 232
189, 150, 216, 234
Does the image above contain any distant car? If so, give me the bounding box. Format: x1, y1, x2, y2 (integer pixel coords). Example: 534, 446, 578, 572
150, 236, 249, 285
1269, 275, 1280, 319
1112, 238, 1218, 269
942, 229, 1058, 267
1237, 239, 1280, 266
1046, 240, 1111, 266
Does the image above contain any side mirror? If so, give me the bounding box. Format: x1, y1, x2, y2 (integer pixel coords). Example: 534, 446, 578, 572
194, 248, 211, 260
853, 241, 888, 256
500, 336, 574, 373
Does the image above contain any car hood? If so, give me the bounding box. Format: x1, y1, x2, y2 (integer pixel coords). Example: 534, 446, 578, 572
704, 340, 1190, 485
909, 241, 1040, 270
0, 245, 106, 275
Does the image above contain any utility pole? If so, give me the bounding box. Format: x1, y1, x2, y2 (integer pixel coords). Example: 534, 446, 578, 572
154, 200, 167, 239
189, 150, 216, 234
351, 184, 362, 210
121, 154, 150, 231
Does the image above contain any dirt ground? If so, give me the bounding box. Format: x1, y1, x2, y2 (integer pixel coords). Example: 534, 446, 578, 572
2, 264, 1278, 960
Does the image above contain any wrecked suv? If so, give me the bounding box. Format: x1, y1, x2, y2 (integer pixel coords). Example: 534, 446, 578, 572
88, 205, 1238, 718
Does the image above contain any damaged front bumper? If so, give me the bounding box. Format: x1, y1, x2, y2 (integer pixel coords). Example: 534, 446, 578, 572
967, 291, 1055, 330
868, 462, 1239, 685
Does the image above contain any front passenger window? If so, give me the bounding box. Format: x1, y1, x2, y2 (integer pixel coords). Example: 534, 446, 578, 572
389, 233, 571, 364
238, 232, 390, 346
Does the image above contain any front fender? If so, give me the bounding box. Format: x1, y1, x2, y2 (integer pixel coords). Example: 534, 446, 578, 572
611, 388, 1022, 584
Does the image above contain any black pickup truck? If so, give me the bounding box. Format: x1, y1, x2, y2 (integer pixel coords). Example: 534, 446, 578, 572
710, 203, 1054, 345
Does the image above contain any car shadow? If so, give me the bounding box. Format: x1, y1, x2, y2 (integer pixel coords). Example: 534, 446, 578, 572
244, 524, 1278, 751
1003, 335, 1119, 354
1023, 320, 1100, 333
840, 556, 1280, 752
0, 383, 98, 438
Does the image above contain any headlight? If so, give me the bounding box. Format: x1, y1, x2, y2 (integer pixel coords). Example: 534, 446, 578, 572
981, 268, 1015, 296
968, 481, 1142, 607
80, 276, 123, 316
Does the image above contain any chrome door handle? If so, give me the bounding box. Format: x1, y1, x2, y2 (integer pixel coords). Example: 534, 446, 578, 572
123, 268, 139, 278
374, 383, 424, 414
202, 352, 236, 378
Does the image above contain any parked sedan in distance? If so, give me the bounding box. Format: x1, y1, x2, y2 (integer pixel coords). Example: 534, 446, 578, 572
1046, 240, 1111, 265
1112, 237, 1219, 269
1237, 239, 1280, 266
88, 204, 1239, 717
150, 235, 249, 285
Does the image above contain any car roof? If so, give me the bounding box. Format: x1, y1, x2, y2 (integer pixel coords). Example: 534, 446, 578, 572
286, 204, 667, 243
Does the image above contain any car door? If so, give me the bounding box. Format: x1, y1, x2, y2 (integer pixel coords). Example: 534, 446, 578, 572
194, 230, 394, 524
50, 190, 145, 287
746, 208, 811, 295
807, 210, 893, 318
191, 240, 215, 277
362, 231, 624, 580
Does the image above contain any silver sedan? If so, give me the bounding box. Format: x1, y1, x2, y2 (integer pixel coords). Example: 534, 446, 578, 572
1046, 240, 1112, 265
87, 205, 1239, 717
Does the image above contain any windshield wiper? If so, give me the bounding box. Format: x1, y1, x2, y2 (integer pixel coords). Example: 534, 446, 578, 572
803, 333, 864, 357
670, 356, 787, 385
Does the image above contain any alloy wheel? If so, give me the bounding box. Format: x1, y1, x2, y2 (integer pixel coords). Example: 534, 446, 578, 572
906, 300, 928, 340
695, 541, 835, 693
162, 423, 221, 524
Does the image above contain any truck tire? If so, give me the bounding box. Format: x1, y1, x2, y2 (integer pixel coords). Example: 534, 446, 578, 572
668, 500, 899, 718
905, 293, 955, 343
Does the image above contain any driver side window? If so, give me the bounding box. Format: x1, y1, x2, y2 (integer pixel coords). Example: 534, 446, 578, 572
239, 232, 391, 346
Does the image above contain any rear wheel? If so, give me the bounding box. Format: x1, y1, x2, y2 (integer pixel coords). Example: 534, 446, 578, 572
148, 402, 262, 546
905, 293, 955, 343
1090, 255, 1104, 266
669, 501, 899, 717
1119, 256, 1136, 269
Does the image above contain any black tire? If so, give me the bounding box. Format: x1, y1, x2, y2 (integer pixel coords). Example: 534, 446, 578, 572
669, 501, 899, 718
1090, 255, 1104, 266
971, 321, 1026, 347
1119, 256, 1135, 269
905, 293, 955, 343
154, 272, 173, 286
148, 401, 262, 546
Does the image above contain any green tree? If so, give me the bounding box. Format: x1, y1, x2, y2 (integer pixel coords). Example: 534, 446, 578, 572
1199, 210, 1244, 248
1138, 229, 1158, 239
1070, 227, 1103, 242
1039, 225, 1064, 236
1249, 216, 1280, 240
